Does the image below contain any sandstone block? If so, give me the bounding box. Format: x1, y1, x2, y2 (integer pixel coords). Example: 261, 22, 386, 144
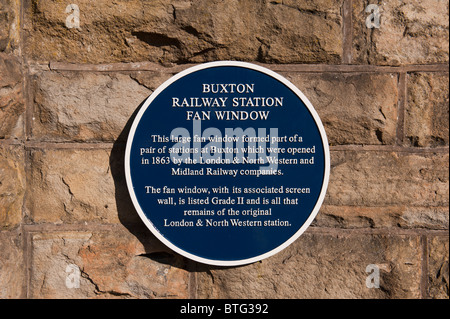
405, 72, 449, 147
196, 232, 422, 298
0, 144, 25, 229
315, 205, 449, 230
0, 53, 24, 139
32, 71, 151, 142
327, 151, 449, 207
353, 0, 449, 65
24, 0, 343, 64
286, 72, 398, 145
0, 0, 20, 53
29, 227, 189, 298
0, 230, 25, 298
428, 236, 449, 299
26, 148, 140, 225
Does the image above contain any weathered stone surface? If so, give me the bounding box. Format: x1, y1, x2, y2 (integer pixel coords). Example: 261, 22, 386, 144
130, 71, 174, 92
4, 0, 448, 301
315, 206, 449, 230
33, 71, 151, 142
286, 72, 398, 145
428, 236, 449, 299
29, 227, 189, 298
26, 148, 140, 225
0, 144, 25, 229
0, 229, 25, 298
326, 151, 449, 207
0, 53, 24, 139
24, 0, 343, 64
353, 0, 449, 65
405, 72, 449, 147
0, 0, 20, 53
197, 232, 422, 298
399, 207, 449, 230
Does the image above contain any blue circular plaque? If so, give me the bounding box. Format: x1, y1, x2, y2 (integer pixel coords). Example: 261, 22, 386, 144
125, 61, 330, 266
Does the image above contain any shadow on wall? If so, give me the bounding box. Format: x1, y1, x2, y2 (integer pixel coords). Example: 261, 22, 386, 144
109, 98, 249, 274
108, 101, 181, 267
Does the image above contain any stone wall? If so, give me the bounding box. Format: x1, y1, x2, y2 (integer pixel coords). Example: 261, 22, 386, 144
0, 0, 448, 299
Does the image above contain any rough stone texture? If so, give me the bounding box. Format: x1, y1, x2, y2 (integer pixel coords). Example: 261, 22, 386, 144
428, 236, 449, 299
0, 144, 25, 229
0, 229, 25, 298
33, 71, 151, 142
327, 150, 449, 207
0, 0, 20, 53
0, 53, 24, 139
196, 231, 422, 299
405, 72, 449, 147
24, 0, 343, 64
0, 0, 447, 300
29, 227, 189, 298
286, 72, 398, 145
26, 148, 140, 225
353, 0, 449, 65
315, 206, 449, 230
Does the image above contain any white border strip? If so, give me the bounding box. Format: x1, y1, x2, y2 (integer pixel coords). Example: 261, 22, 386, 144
125, 61, 330, 266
